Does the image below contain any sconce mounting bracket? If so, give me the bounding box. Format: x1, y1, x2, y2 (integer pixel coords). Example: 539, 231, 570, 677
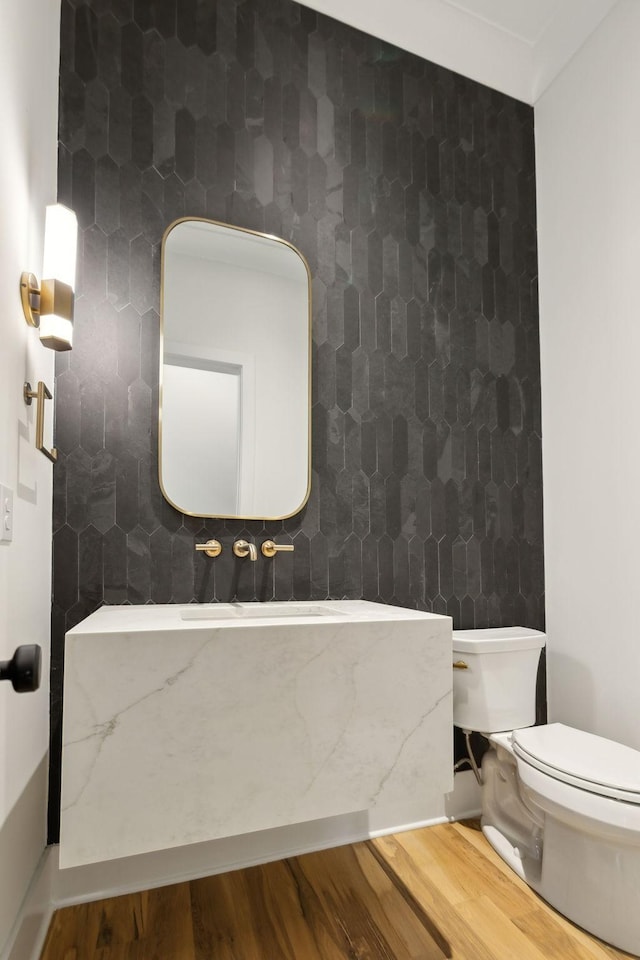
20, 272, 40, 327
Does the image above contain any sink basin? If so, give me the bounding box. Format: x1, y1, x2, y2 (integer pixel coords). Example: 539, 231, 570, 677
180, 602, 345, 621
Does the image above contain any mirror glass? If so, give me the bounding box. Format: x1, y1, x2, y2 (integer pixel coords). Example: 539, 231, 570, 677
159, 218, 311, 519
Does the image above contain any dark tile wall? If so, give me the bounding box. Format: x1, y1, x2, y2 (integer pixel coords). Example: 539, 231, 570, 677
50, 0, 544, 841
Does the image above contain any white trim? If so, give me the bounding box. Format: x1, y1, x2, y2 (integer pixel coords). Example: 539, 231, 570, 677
0, 850, 54, 960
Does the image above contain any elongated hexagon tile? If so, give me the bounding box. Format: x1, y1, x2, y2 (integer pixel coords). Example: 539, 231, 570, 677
50, 0, 543, 842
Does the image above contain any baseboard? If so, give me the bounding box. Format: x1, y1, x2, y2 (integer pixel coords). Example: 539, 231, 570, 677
52, 772, 481, 909
0, 758, 51, 960
51, 812, 424, 907
0, 849, 54, 960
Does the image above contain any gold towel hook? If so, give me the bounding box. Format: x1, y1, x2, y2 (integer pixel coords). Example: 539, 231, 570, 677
23, 381, 57, 463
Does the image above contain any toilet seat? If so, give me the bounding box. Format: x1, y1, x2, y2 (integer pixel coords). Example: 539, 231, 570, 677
512, 723, 640, 803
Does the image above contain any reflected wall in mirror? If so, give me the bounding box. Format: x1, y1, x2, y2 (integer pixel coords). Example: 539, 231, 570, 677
160, 218, 311, 519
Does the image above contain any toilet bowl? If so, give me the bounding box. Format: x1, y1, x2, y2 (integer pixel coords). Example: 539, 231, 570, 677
453, 627, 640, 956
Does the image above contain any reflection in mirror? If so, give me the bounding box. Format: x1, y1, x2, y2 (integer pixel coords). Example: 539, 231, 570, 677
160, 219, 311, 519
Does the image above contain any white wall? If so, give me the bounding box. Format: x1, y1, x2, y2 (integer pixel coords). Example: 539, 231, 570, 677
0, 0, 61, 951
536, 0, 640, 749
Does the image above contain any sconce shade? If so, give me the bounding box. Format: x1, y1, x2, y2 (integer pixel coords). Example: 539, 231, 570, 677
21, 204, 78, 351
43, 204, 77, 289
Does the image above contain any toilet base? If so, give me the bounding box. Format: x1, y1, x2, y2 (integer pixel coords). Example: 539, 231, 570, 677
481, 737, 640, 957
480, 734, 544, 887
481, 824, 541, 886
537, 814, 640, 956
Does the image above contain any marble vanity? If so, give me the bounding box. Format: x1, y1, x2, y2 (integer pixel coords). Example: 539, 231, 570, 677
60, 600, 452, 868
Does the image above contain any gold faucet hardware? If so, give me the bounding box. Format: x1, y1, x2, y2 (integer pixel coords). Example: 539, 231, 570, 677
233, 539, 258, 561
195, 539, 222, 558
23, 381, 57, 463
261, 540, 295, 558
453, 660, 469, 670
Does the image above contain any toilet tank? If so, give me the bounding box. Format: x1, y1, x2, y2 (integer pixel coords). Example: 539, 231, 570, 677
452, 627, 546, 733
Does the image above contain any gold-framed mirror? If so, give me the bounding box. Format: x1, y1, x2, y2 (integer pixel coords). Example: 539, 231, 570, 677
159, 218, 311, 520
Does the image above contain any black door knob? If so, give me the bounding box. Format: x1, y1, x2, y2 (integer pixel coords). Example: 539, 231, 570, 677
0, 645, 42, 693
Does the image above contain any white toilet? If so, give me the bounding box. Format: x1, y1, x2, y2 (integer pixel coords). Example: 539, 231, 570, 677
453, 626, 640, 956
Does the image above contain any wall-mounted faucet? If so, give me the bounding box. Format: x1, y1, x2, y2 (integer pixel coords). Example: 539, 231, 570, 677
196, 539, 293, 561
233, 539, 257, 561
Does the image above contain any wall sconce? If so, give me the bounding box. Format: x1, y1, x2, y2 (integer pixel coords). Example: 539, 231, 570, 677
20, 204, 78, 351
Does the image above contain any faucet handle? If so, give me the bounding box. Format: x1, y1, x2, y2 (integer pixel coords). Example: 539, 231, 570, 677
261, 540, 294, 558
195, 539, 222, 558
233, 539, 258, 561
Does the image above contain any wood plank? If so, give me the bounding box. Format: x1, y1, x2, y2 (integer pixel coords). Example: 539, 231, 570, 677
455, 895, 552, 960
40, 823, 638, 960
286, 842, 446, 959
40, 900, 102, 960
41, 884, 195, 960
137, 882, 195, 959
190, 860, 330, 960
513, 907, 638, 960
367, 836, 502, 960
190, 842, 446, 959
92, 891, 148, 951
379, 822, 534, 918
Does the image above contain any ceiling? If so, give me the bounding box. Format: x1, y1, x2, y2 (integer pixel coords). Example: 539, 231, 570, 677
301, 0, 619, 103
443, 0, 578, 46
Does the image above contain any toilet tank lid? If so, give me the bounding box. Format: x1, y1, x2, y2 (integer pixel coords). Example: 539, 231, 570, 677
452, 627, 546, 653
513, 723, 640, 795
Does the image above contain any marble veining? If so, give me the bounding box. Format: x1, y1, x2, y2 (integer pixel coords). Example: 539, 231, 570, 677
60, 601, 452, 867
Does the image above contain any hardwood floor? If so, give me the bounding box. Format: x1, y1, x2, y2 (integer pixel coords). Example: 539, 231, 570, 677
40, 821, 636, 960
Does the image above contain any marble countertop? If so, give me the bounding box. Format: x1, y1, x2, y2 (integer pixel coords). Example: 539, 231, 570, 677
67, 600, 451, 635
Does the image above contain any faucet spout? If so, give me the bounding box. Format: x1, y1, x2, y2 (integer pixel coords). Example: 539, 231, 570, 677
232, 538, 258, 561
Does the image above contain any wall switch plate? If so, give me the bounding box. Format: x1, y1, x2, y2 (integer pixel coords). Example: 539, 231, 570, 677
0, 485, 13, 543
